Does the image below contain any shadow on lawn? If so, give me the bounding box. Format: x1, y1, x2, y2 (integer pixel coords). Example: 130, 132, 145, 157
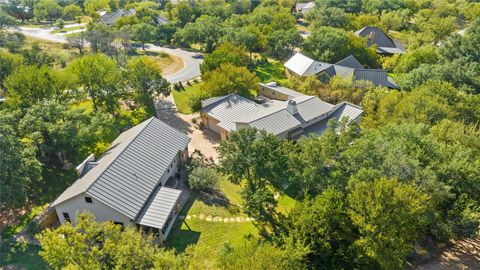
166, 193, 201, 252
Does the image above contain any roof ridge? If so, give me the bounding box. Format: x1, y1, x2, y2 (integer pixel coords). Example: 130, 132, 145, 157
237, 96, 317, 124
84, 117, 155, 194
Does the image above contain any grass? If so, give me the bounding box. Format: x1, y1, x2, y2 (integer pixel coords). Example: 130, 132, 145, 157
172, 83, 205, 114
0, 241, 47, 269
167, 179, 258, 254
24, 36, 81, 62
254, 59, 288, 84
50, 25, 85, 34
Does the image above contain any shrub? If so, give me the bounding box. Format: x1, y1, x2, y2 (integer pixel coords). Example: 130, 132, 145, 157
188, 167, 220, 191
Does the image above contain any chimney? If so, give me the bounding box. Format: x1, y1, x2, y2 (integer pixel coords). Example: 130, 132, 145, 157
76, 154, 95, 176
287, 100, 298, 115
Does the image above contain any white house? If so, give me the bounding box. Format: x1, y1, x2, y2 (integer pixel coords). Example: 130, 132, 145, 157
51, 117, 190, 240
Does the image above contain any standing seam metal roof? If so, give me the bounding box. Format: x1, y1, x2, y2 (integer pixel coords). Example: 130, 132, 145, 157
137, 187, 182, 229
51, 117, 190, 220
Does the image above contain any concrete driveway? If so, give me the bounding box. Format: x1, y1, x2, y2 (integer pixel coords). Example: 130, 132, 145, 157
18, 26, 202, 83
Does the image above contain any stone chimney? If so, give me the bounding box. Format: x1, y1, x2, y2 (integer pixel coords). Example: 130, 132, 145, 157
287, 100, 298, 115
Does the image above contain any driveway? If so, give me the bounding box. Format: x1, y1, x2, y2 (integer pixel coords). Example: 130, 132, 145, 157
155, 96, 219, 161
18, 25, 202, 83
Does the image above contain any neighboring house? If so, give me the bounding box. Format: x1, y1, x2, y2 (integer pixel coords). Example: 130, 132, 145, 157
284, 52, 399, 89
101, 8, 169, 26
295, 2, 315, 14
200, 82, 363, 140
100, 8, 137, 26
51, 117, 190, 241
355, 26, 406, 55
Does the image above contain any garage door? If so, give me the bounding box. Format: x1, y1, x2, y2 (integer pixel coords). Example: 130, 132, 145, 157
208, 117, 221, 134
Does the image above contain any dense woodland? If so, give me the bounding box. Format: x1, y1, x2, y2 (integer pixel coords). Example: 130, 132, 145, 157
1, 0, 480, 269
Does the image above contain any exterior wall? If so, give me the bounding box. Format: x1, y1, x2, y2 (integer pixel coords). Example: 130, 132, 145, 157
201, 112, 221, 134
159, 151, 181, 186
55, 193, 131, 226
220, 129, 229, 140
259, 86, 289, 101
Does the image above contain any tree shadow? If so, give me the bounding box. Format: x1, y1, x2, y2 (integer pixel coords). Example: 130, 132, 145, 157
197, 190, 241, 215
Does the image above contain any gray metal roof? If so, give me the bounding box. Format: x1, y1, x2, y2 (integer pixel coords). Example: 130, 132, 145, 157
355, 27, 405, 54
51, 117, 189, 220
259, 82, 304, 99
101, 8, 136, 26
294, 102, 363, 140
335, 55, 364, 69
137, 187, 182, 229
284, 53, 323, 76
284, 53, 396, 88
202, 94, 264, 132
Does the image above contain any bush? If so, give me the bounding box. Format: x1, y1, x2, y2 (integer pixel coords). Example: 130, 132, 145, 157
188, 92, 209, 113
188, 167, 220, 191
186, 149, 215, 172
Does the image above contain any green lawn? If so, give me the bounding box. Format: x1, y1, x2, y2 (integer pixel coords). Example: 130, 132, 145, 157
0, 241, 47, 270
172, 83, 205, 114
50, 25, 85, 34
167, 182, 257, 254
254, 59, 288, 84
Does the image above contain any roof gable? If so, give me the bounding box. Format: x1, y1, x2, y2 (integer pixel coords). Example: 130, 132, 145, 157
335, 55, 364, 69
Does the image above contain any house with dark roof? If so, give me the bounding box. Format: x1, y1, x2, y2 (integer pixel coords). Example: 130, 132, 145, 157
200, 82, 363, 140
101, 8, 169, 26
51, 117, 190, 240
284, 52, 399, 88
355, 26, 405, 55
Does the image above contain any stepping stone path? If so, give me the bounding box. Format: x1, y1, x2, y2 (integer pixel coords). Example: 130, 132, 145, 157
180, 214, 255, 223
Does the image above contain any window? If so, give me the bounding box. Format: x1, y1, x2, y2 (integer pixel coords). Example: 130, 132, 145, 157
85, 197, 93, 203
63, 212, 71, 223
170, 163, 173, 168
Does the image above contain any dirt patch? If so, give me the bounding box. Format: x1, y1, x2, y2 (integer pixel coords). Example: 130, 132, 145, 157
149, 54, 185, 76
415, 238, 480, 269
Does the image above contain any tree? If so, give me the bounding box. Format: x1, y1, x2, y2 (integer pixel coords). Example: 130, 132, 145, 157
34, 0, 62, 24
302, 26, 378, 66
117, 25, 133, 53
174, 15, 224, 53
305, 7, 349, 28
315, 0, 362, 14
348, 178, 429, 269
287, 188, 355, 269
0, 112, 42, 208
85, 23, 115, 54
0, 51, 23, 89
55, 18, 64, 30
266, 29, 303, 60
133, 23, 156, 50
217, 128, 289, 228
200, 42, 249, 74
37, 212, 164, 269
18, 102, 114, 166
0, 9, 18, 30
4, 65, 57, 106
62, 4, 82, 20
189, 167, 220, 191
201, 63, 258, 98
230, 25, 263, 60
84, 0, 110, 19
170, 1, 193, 27
126, 56, 170, 111
67, 54, 123, 113
67, 31, 86, 54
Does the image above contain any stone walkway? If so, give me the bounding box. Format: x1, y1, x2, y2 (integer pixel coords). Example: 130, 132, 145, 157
178, 215, 255, 223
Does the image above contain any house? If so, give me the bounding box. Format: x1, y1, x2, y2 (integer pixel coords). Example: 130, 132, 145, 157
200, 82, 363, 140
101, 8, 169, 26
355, 26, 405, 55
100, 8, 137, 26
284, 52, 399, 89
50, 117, 190, 240
295, 2, 315, 14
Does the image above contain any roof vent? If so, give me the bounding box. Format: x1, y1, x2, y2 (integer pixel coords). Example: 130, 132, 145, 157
287, 100, 298, 115
266, 81, 278, 87
76, 154, 95, 176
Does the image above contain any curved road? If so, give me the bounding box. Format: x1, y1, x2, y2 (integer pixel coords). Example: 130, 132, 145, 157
18, 26, 202, 83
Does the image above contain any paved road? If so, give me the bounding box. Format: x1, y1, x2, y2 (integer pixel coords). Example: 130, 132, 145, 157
18, 25, 202, 83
